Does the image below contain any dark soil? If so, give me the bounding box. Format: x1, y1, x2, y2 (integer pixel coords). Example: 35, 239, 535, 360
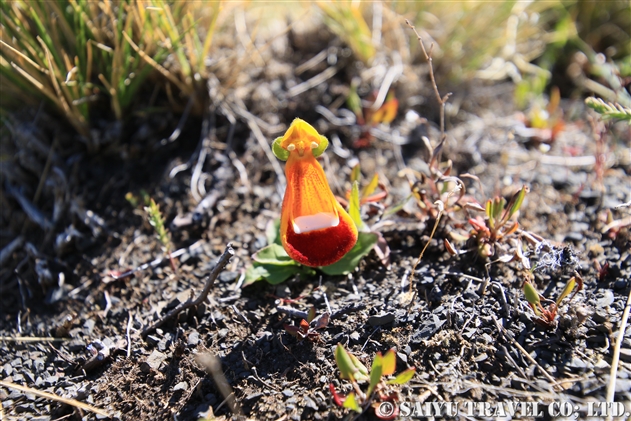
1, 22, 631, 421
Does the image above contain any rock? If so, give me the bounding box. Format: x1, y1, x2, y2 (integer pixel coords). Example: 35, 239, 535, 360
173, 381, 188, 392
619, 348, 631, 363
2, 363, 13, 376
245, 392, 263, 402
282, 389, 294, 397
303, 396, 318, 410
188, 331, 200, 346
145, 350, 167, 370
596, 290, 615, 308
368, 313, 395, 327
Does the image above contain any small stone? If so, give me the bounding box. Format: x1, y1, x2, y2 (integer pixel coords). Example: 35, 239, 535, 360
33, 359, 45, 373
304, 396, 318, 410
145, 350, 167, 370
219, 271, 238, 283
596, 290, 615, 308
146, 335, 160, 346
619, 348, 631, 363
173, 381, 188, 392
613, 279, 628, 290
188, 331, 200, 346
282, 389, 294, 397
368, 313, 395, 327
2, 363, 13, 376
349, 331, 360, 341
245, 392, 263, 402
83, 319, 96, 335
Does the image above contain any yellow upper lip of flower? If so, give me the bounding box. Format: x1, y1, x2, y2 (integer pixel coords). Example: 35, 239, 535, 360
279, 119, 321, 155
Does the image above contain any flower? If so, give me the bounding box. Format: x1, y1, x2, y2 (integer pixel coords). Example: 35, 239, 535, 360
273, 118, 358, 267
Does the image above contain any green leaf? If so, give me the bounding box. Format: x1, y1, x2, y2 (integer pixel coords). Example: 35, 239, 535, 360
381, 349, 396, 376
387, 367, 416, 385
347, 85, 362, 118
350, 163, 361, 185
361, 174, 379, 198
307, 306, 316, 323
342, 392, 362, 413
252, 244, 296, 266
349, 353, 369, 382
320, 232, 378, 275
586, 97, 631, 122
367, 352, 383, 396
485, 199, 494, 230
243, 265, 269, 286
382, 194, 413, 218
272, 136, 289, 160
335, 343, 357, 381
523, 281, 541, 312
555, 276, 576, 306
243, 262, 304, 286
348, 181, 366, 231
505, 185, 529, 222
265, 218, 282, 246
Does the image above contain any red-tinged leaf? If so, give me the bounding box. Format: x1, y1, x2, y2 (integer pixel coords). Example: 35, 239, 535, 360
444, 238, 458, 256
381, 349, 396, 376
313, 312, 330, 330
468, 217, 487, 232
299, 319, 310, 333
284, 324, 306, 339
370, 97, 398, 125
361, 190, 387, 204
343, 392, 362, 413
386, 367, 415, 385
329, 383, 344, 407
373, 231, 391, 267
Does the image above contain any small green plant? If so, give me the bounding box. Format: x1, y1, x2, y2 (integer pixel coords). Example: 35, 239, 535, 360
330, 344, 415, 417
523, 272, 583, 329
346, 86, 399, 148
144, 198, 176, 272
465, 185, 529, 259
585, 97, 631, 123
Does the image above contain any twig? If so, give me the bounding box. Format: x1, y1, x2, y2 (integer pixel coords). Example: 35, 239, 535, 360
0, 380, 110, 417
126, 311, 133, 359
0, 336, 68, 342
492, 317, 559, 389
196, 353, 242, 415
161, 95, 194, 145
605, 287, 631, 421
405, 20, 452, 143
141, 244, 234, 338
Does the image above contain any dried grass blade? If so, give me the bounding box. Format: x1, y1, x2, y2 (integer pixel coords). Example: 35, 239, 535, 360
0, 380, 110, 417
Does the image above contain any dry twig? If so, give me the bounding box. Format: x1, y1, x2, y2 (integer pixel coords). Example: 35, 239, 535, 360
141, 243, 234, 338
605, 288, 631, 421
405, 19, 452, 141
0, 380, 110, 417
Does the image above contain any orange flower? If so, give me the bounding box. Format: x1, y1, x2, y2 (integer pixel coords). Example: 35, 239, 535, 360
273, 119, 358, 267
